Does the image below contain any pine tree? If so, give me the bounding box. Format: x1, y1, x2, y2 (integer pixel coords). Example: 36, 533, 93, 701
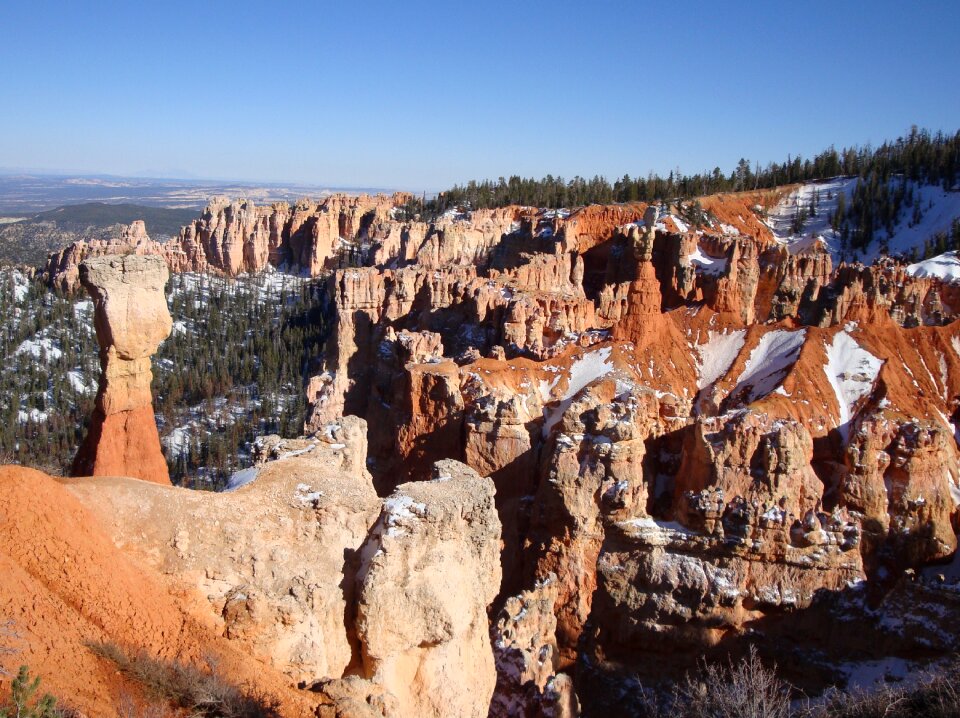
0, 666, 59, 718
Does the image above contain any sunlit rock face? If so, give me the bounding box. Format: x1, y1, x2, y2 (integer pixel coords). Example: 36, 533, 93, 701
302, 195, 960, 710
72, 253, 172, 484
32, 187, 960, 714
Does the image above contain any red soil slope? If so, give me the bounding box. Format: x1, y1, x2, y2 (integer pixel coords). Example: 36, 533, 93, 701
0, 466, 315, 717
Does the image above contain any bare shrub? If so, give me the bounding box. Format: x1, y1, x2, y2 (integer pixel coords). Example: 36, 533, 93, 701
0, 620, 22, 677
116, 689, 174, 718
674, 645, 791, 718
88, 642, 280, 718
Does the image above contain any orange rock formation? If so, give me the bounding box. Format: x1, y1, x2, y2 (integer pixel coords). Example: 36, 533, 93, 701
71, 254, 172, 484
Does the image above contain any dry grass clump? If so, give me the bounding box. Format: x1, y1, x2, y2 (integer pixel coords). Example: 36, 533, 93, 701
89, 642, 280, 718
632, 648, 960, 718
804, 658, 960, 718
632, 645, 790, 718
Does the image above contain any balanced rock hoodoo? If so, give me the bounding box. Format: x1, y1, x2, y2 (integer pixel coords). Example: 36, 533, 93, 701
72, 254, 172, 484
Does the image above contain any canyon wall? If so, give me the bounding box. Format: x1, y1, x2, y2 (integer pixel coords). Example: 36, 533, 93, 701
43, 193, 411, 290
302, 194, 960, 711
22, 189, 960, 715
60, 419, 503, 718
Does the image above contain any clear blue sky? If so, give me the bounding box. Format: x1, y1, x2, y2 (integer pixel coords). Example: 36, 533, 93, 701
1, 0, 957, 191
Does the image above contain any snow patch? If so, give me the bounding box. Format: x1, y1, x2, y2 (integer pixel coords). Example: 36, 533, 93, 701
542, 347, 614, 436
16, 337, 62, 360
695, 329, 746, 389
732, 329, 806, 404
949, 481, 960, 508
17, 408, 48, 424
383, 495, 426, 521
768, 177, 960, 263
841, 657, 914, 693
824, 330, 883, 442
687, 246, 728, 276
11, 270, 29, 302
907, 251, 960, 282
67, 370, 93, 394
162, 427, 191, 458
382, 494, 427, 538
295, 483, 323, 504
225, 467, 259, 491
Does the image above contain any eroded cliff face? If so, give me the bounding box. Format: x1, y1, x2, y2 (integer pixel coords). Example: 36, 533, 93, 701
299, 193, 960, 711
72, 254, 172, 484
355, 459, 502, 718
27, 189, 960, 715
0, 465, 321, 718
63, 418, 503, 718
43, 193, 411, 290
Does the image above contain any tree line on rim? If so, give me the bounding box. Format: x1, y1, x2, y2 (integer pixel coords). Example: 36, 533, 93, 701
426, 126, 959, 211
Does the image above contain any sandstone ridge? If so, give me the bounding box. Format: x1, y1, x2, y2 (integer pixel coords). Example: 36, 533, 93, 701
21, 187, 960, 715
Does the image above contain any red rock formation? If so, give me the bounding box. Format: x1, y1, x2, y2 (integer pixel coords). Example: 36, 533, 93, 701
33, 185, 960, 712
697, 187, 788, 244
71, 255, 172, 484
43, 193, 413, 289
295, 187, 960, 711
557, 203, 648, 254
490, 574, 580, 717
58, 423, 502, 718
0, 466, 320, 718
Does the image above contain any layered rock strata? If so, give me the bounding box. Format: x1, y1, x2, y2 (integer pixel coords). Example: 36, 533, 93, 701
44, 193, 411, 290
299, 193, 960, 710
36, 187, 960, 713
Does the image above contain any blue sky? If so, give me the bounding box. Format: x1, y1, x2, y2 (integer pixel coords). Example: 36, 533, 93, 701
0, 0, 957, 191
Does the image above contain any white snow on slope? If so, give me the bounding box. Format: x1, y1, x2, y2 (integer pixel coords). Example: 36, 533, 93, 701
907, 251, 960, 282
16, 337, 62, 360
538, 374, 560, 401
695, 329, 746, 389
163, 427, 191, 457
542, 347, 614, 436
824, 330, 883, 442
654, 214, 688, 234
841, 657, 916, 693
687, 246, 728, 276
767, 177, 960, 263
732, 329, 806, 404
73, 300, 93, 319
17, 408, 49, 424
67, 370, 93, 395
872, 183, 960, 262
382, 494, 427, 537
766, 177, 858, 257
669, 215, 688, 233
11, 270, 29, 302
225, 467, 259, 491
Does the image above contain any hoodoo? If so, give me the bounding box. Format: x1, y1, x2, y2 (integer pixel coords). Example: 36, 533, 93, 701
71, 254, 173, 484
